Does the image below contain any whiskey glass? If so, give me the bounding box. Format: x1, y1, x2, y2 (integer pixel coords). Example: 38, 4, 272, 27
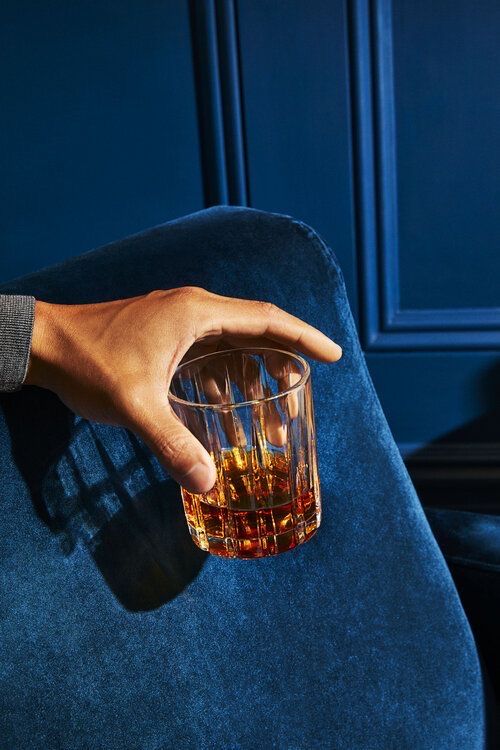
169, 347, 321, 559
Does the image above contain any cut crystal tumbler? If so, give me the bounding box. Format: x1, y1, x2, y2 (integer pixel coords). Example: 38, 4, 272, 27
169, 348, 321, 558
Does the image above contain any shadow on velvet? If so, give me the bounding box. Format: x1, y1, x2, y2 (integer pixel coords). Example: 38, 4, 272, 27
1, 386, 207, 611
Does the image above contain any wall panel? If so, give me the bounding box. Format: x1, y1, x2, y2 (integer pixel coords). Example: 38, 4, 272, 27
236, 0, 358, 320
0, 0, 203, 282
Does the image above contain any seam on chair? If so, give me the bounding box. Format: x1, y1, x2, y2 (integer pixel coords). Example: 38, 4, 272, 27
289, 218, 343, 284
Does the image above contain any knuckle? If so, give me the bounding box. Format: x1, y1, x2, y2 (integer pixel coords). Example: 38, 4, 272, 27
170, 287, 208, 319
177, 285, 206, 300
257, 300, 277, 318
146, 286, 208, 308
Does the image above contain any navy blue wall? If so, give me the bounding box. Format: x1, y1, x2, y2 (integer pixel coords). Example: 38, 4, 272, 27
1, 0, 499, 500
0, 1, 203, 280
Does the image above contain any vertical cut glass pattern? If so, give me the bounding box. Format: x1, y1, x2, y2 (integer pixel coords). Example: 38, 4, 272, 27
169, 348, 321, 559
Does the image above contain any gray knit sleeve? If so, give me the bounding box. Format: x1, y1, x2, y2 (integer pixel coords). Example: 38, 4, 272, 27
0, 294, 36, 392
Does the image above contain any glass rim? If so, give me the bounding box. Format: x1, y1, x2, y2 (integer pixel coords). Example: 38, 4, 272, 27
168, 346, 310, 411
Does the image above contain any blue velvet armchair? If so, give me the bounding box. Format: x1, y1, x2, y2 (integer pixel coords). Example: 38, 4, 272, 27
0, 207, 497, 748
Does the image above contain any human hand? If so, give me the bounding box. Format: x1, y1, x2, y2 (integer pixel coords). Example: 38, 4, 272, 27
26, 287, 342, 492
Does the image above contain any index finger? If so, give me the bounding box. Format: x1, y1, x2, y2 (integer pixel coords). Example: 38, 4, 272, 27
208, 296, 342, 363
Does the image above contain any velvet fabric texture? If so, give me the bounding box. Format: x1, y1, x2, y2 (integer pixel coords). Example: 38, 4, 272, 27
0, 207, 487, 748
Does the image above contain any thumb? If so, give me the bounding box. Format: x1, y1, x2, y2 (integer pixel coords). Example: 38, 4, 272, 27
131, 400, 217, 494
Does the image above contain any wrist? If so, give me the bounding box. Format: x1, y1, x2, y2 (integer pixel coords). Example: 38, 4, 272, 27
25, 300, 67, 388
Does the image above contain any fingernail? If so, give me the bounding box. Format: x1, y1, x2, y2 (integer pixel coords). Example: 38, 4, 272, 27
182, 460, 217, 494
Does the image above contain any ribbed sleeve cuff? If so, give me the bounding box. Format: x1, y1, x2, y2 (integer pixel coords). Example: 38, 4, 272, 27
0, 294, 36, 392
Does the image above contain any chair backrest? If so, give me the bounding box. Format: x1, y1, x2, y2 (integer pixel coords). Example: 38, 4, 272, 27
0, 206, 485, 748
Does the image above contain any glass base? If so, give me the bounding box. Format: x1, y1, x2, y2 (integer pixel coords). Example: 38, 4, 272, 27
188, 521, 320, 559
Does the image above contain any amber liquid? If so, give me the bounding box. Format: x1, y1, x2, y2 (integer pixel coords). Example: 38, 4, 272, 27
181, 447, 320, 559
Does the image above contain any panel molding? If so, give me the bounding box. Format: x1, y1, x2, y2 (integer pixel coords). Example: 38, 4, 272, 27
348, 0, 500, 351
189, 0, 248, 207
